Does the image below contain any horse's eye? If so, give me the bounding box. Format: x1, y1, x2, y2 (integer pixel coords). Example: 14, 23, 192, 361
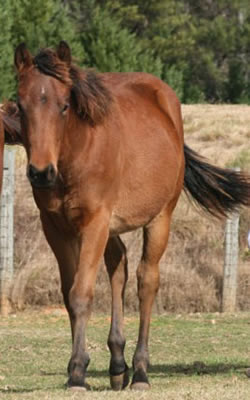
61, 103, 69, 114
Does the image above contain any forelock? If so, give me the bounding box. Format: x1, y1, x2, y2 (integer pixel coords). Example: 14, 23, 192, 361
33, 49, 72, 86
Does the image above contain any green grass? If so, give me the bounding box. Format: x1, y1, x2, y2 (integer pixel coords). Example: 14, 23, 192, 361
0, 309, 250, 399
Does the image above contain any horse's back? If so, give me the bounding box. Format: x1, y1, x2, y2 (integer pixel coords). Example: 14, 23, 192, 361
103, 72, 184, 142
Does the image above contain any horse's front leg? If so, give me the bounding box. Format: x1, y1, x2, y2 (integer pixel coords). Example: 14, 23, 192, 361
67, 208, 110, 390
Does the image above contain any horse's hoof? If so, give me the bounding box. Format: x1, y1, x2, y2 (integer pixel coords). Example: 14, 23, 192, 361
67, 385, 88, 392
110, 369, 130, 390
66, 380, 90, 391
130, 382, 150, 391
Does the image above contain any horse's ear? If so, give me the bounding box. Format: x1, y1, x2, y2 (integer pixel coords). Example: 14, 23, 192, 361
15, 43, 32, 71
57, 41, 71, 65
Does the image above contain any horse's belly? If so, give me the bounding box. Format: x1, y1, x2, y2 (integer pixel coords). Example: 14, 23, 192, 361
109, 194, 169, 236
109, 213, 148, 236
109, 165, 181, 236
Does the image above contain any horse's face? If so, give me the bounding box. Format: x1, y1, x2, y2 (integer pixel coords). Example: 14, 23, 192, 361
15, 43, 71, 189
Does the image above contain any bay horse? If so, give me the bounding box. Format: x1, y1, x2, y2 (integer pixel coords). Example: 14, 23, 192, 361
14, 41, 250, 391
0, 102, 21, 194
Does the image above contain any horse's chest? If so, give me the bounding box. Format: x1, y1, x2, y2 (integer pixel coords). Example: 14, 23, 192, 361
33, 187, 63, 213
33, 187, 82, 227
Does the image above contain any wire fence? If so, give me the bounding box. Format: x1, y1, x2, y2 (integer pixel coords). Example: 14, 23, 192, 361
0, 148, 15, 315
0, 147, 250, 314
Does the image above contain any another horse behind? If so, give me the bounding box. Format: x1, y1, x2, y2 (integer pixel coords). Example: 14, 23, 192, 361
14, 41, 250, 391
0, 102, 21, 194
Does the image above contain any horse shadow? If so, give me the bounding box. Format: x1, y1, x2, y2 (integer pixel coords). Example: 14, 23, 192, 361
87, 361, 249, 377
148, 361, 250, 377
1, 362, 248, 394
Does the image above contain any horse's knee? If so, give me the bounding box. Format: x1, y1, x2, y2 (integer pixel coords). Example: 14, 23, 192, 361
137, 263, 160, 299
69, 286, 93, 318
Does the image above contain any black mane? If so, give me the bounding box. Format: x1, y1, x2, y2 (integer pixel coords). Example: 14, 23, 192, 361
34, 48, 113, 125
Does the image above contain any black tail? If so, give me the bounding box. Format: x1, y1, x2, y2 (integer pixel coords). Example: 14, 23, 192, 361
184, 144, 250, 217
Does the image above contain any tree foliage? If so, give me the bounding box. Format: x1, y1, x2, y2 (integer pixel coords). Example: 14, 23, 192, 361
0, 0, 84, 101
78, 5, 162, 75
0, 0, 250, 103
0, 1, 16, 100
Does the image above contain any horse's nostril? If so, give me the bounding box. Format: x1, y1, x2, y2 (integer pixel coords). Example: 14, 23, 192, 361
27, 164, 39, 180
27, 163, 57, 187
47, 164, 56, 181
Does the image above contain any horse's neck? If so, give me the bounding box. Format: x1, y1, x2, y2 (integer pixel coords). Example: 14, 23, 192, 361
58, 115, 90, 181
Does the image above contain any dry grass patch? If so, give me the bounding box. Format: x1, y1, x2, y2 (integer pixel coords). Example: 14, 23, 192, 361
182, 105, 250, 167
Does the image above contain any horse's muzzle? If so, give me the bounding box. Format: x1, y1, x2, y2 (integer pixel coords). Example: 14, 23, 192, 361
27, 163, 57, 188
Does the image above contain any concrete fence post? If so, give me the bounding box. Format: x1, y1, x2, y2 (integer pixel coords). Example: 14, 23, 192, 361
222, 191, 240, 312
0, 148, 15, 316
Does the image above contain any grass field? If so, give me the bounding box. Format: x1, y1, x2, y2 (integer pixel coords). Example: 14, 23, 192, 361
0, 308, 250, 399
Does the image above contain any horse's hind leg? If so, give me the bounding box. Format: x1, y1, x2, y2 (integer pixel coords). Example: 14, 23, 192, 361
131, 207, 172, 390
104, 236, 129, 390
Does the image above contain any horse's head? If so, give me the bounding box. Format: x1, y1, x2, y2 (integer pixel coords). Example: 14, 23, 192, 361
15, 41, 73, 189
15, 41, 112, 189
